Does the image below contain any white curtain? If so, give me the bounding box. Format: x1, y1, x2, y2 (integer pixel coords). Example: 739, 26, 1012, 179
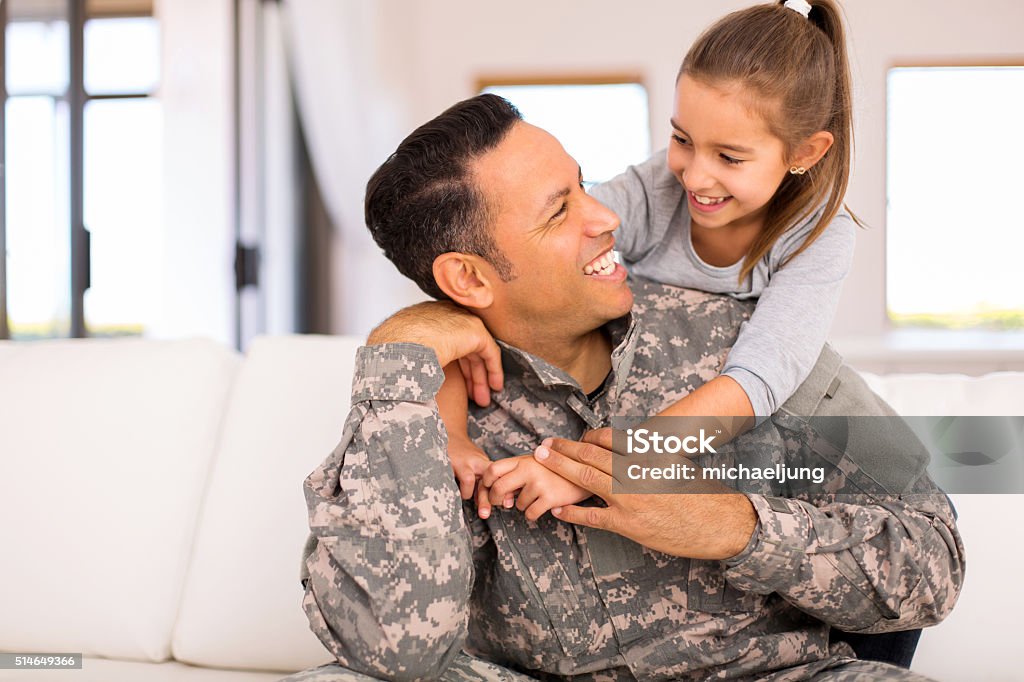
280, 0, 425, 335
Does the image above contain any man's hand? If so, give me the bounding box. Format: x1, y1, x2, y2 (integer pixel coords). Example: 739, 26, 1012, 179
367, 301, 503, 404
533, 429, 758, 561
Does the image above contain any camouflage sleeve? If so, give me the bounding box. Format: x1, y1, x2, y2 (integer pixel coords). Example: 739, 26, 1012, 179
300, 342, 474, 680
723, 489, 965, 634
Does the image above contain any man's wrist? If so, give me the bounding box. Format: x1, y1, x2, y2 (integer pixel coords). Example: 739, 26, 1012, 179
367, 326, 442, 357
365, 304, 466, 367
711, 494, 759, 561
722, 495, 810, 593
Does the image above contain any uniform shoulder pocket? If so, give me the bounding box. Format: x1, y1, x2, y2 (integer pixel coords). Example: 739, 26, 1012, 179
777, 346, 930, 496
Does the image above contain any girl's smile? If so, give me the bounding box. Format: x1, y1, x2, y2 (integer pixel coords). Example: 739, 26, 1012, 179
688, 191, 732, 214
668, 74, 791, 238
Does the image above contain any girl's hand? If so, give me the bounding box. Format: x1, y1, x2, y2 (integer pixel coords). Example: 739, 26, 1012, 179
447, 435, 492, 501
479, 454, 592, 522
437, 362, 491, 500
457, 352, 503, 408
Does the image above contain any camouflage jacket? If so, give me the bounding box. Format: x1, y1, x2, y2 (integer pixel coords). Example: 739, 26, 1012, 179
300, 281, 965, 682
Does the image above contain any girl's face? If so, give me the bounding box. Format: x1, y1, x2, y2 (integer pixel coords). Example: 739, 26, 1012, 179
667, 75, 791, 235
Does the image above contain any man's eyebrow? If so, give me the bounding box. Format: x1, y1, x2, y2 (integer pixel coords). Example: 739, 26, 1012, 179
537, 166, 583, 221
669, 119, 754, 155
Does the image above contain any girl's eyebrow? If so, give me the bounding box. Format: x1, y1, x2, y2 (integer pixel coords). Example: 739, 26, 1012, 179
669, 119, 755, 155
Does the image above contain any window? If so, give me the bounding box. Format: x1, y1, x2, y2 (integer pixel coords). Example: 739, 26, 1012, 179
479, 77, 651, 185
2, 0, 160, 340
886, 65, 1024, 330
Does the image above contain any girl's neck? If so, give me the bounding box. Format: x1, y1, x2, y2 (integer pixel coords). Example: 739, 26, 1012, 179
690, 214, 764, 268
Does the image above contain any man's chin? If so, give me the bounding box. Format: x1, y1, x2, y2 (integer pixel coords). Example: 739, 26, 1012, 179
618, 294, 635, 319
598, 287, 634, 323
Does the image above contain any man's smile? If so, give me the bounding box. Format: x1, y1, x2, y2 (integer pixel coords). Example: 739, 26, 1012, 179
583, 249, 618, 276
582, 250, 627, 283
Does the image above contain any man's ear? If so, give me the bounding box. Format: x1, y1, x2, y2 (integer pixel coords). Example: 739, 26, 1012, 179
790, 130, 834, 171
432, 252, 495, 309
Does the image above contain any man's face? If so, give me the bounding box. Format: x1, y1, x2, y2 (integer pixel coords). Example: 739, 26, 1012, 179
473, 122, 633, 335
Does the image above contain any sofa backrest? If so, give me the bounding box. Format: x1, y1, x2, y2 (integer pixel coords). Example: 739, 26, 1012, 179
2, 335, 1021, 679
0, 337, 241, 662
864, 370, 1024, 681
862, 370, 1024, 416
172, 334, 362, 672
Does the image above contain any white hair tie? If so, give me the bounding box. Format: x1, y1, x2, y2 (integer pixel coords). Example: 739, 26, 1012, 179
783, 0, 812, 18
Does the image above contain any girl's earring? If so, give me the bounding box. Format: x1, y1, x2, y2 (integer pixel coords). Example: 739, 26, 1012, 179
789, 166, 807, 175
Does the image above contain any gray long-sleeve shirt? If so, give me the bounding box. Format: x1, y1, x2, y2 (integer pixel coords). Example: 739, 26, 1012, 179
299, 282, 963, 681
590, 152, 856, 419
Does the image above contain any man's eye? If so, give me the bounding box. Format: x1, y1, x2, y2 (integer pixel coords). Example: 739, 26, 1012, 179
552, 202, 568, 220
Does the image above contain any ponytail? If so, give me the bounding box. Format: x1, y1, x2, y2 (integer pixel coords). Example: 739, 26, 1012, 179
681, 0, 862, 284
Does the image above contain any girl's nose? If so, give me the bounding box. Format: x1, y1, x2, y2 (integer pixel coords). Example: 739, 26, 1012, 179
682, 156, 714, 193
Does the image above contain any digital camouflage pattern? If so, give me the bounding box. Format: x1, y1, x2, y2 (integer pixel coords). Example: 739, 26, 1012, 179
291, 281, 964, 682
286, 651, 537, 681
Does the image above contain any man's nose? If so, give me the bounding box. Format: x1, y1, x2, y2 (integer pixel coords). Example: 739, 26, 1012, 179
583, 194, 620, 237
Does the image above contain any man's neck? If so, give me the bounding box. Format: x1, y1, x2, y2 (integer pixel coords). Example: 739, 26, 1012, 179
504, 326, 613, 395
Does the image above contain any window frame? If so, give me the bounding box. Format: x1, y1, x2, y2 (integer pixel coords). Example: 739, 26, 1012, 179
475, 72, 653, 190
475, 73, 650, 147
475, 72, 648, 92
884, 59, 1024, 334
0, 0, 157, 340
0, 0, 7, 339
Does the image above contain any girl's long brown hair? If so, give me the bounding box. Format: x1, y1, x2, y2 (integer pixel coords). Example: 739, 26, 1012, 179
680, 0, 862, 283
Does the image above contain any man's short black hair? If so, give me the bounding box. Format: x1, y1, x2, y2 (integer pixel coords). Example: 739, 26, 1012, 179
364, 94, 522, 300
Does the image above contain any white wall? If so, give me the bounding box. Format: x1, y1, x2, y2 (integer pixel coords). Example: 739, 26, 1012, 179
367, 0, 1024, 372
156, 0, 235, 347
151, 0, 1024, 367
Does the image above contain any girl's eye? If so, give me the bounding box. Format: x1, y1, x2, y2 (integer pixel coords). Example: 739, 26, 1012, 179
671, 134, 689, 146
720, 154, 743, 166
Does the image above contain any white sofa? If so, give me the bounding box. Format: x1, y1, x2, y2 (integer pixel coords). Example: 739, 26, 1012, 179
1, 336, 1021, 682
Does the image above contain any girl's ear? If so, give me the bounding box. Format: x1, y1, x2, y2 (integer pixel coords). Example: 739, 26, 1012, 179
791, 131, 835, 170
432, 253, 495, 309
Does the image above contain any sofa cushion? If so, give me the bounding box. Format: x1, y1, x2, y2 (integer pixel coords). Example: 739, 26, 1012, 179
172, 335, 361, 672
862, 371, 1024, 680
0, 338, 241, 662
910, 493, 1023, 681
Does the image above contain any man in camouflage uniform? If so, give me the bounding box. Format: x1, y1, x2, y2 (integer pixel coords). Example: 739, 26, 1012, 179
287, 95, 963, 681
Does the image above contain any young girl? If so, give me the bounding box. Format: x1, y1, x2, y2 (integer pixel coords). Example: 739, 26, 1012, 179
444, 0, 861, 521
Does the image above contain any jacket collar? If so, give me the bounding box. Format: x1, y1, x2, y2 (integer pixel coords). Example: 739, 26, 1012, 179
495, 313, 638, 401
